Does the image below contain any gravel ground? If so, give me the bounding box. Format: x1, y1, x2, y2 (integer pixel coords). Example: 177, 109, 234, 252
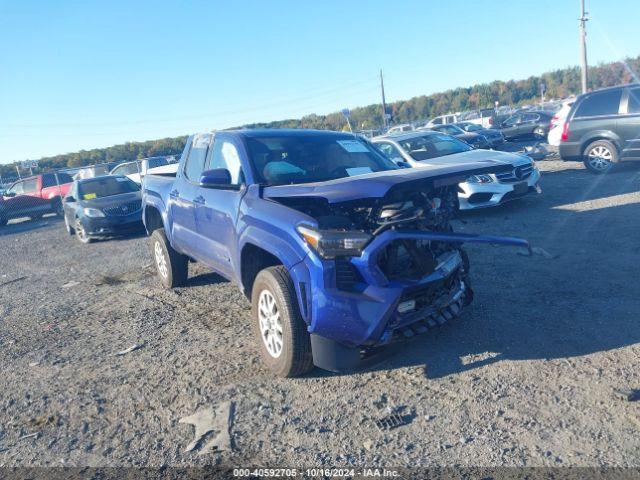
1, 158, 639, 469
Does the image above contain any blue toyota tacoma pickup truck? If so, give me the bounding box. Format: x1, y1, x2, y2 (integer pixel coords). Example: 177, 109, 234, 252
142, 129, 528, 377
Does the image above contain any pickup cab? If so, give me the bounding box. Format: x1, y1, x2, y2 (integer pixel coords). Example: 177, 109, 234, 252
142, 129, 528, 377
0, 172, 74, 226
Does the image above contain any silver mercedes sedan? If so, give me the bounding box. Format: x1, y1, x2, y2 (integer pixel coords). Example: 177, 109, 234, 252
372, 131, 541, 210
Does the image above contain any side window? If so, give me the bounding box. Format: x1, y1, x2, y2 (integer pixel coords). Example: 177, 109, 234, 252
575, 90, 622, 117
183, 134, 211, 181
432, 117, 442, 125
207, 140, 243, 185
503, 115, 520, 127
7, 181, 24, 195
627, 88, 640, 114
521, 113, 539, 122
57, 173, 73, 184
377, 142, 401, 158
42, 174, 56, 188
22, 178, 38, 193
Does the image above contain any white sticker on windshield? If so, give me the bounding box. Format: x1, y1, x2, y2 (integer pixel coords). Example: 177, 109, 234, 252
337, 140, 369, 153
346, 167, 373, 176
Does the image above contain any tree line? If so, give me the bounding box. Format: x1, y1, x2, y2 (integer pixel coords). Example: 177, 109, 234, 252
2, 55, 638, 180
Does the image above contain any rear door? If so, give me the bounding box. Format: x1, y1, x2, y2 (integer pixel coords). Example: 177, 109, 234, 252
169, 133, 212, 258
618, 87, 640, 159
193, 135, 247, 278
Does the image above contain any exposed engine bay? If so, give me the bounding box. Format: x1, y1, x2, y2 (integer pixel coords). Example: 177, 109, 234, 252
272, 183, 469, 283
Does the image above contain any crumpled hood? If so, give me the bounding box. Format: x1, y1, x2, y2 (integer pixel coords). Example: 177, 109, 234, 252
263, 159, 512, 204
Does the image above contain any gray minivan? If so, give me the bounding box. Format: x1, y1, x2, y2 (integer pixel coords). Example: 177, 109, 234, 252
559, 84, 640, 173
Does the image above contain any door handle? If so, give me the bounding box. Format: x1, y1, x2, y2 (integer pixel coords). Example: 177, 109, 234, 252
193, 195, 206, 205
169, 189, 179, 198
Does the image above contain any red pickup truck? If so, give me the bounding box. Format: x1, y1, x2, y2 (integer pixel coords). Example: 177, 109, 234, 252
0, 173, 74, 226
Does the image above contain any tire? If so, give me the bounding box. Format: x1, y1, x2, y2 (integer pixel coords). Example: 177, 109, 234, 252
583, 140, 617, 174
251, 266, 313, 377
533, 127, 545, 140
64, 215, 75, 235
150, 228, 188, 288
75, 219, 92, 244
52, 198, 64, 217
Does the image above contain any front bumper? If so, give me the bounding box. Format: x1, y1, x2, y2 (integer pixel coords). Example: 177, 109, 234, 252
289, 229, 529, 371
458, 167, 541, 210
81, 213, 144, 237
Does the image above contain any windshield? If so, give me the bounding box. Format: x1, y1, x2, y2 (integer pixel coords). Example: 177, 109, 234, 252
146, 157, 168, 169
246, 135, 398, 186
78, 176, 139, 200
398, 133, 472, 161
461, 123, 482, 132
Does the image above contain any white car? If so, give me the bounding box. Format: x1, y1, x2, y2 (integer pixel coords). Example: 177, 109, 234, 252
386, 124, 415, 135
109, 156, 178, 184
547, 99, 575, 147
426, 113, 460, 127
372, 131, 541, 210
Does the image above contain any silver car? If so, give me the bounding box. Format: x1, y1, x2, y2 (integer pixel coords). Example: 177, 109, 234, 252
372, 131, 541, 210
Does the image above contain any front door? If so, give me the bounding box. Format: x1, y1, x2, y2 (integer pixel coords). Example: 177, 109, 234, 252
193, 137, 246, 278
501, 114, 521, 138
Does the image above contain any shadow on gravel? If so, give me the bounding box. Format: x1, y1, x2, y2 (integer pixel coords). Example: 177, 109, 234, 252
365, 163, 640, 379
186, 271, 228, 287
0, 216, 62, 237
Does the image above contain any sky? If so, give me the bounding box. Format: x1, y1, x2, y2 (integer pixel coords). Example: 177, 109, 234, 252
1, 0, 639, 164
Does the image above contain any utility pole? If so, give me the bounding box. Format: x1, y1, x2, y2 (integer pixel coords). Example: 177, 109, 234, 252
380, 69, 389, 129
579, 0, 589, 94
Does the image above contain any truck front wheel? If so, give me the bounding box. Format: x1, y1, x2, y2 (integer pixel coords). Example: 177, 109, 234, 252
150, 228, 188, 288
251, 266, 313, 377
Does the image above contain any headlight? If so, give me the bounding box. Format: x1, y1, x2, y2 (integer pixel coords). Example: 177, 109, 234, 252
296, 225, 371, 259
83, 207, 105, 218
466, 174, 493, 184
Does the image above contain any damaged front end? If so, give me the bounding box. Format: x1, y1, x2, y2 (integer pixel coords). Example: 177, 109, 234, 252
264, 165, 529, 371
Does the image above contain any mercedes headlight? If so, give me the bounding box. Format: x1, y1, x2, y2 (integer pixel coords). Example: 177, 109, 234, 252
296, 225, 371, 259
466, 174, 493, 184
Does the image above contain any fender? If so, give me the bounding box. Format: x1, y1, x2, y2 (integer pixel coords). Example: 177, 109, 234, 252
142, 190, 172, 242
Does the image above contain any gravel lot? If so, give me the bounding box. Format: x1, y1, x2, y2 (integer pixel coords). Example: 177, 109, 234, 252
1, 157, 639, 469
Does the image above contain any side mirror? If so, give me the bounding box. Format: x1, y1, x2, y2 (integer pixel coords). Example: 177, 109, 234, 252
392, 157, 410, 168
199, 168, 232, 188
65, 196, 76, 203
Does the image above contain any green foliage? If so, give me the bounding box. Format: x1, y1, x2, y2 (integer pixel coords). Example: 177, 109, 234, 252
2, 55, 639, 180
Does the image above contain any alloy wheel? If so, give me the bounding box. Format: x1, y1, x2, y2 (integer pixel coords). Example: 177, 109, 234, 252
154, 240, 169, 279
258, 289, 284, 358
587, 145, 613, 171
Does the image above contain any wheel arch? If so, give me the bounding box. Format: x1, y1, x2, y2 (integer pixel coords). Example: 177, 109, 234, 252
581, 134, 622, 159
240, 243, 285, 300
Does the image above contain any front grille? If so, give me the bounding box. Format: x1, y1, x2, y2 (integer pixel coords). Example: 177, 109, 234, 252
335, 257, 364, 290
496, 165, 533, 183
103, 200, 142, 217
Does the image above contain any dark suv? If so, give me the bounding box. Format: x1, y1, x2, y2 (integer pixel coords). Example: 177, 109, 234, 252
559, 84, 640, 173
